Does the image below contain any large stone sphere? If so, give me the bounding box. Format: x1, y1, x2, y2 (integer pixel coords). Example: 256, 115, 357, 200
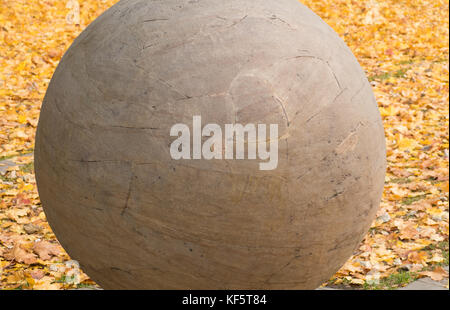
35, 0, 386, 289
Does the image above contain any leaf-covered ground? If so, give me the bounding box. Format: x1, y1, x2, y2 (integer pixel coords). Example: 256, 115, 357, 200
0, 0, 448, 289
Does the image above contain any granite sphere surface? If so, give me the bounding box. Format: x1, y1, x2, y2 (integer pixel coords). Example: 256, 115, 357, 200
35, 0, 387, 289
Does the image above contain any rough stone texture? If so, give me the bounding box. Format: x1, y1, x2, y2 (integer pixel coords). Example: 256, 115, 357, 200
35, 0, 386, 289
400, 266, 449, 290
0, 159, 16, 175
399, 277, 448, 290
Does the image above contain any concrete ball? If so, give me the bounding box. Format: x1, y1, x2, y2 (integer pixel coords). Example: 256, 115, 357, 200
35, 0, 386, 289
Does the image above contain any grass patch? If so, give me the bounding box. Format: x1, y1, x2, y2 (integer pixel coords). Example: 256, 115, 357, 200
369, 72, 391, 81
426, 177, 443, 185
0, 155, 16, 161
393, 68, 407, 78
0, 150, 34, 162
390, 177, 412, 184
20, 162, 34, 174
422, 240, 449, 266
368, 69, 408, 82
401, 194, 427, 205
0, 174, 14, 182
422, 241, 448, 252
443, 249, 449, 266
363, 270, 418, 290
55, 274, 77, 283
398, 59, 414, 65
76, 283, 97, 289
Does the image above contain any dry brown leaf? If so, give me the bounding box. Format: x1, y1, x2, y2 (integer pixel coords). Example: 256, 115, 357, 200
29, 269, 45, 280
33, 276, 62, 290
33, 241, 61, 260
418, 267, 449, 281
4, 244, 37, 264
399, 224, 419, 240
407, 251, 428, 264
